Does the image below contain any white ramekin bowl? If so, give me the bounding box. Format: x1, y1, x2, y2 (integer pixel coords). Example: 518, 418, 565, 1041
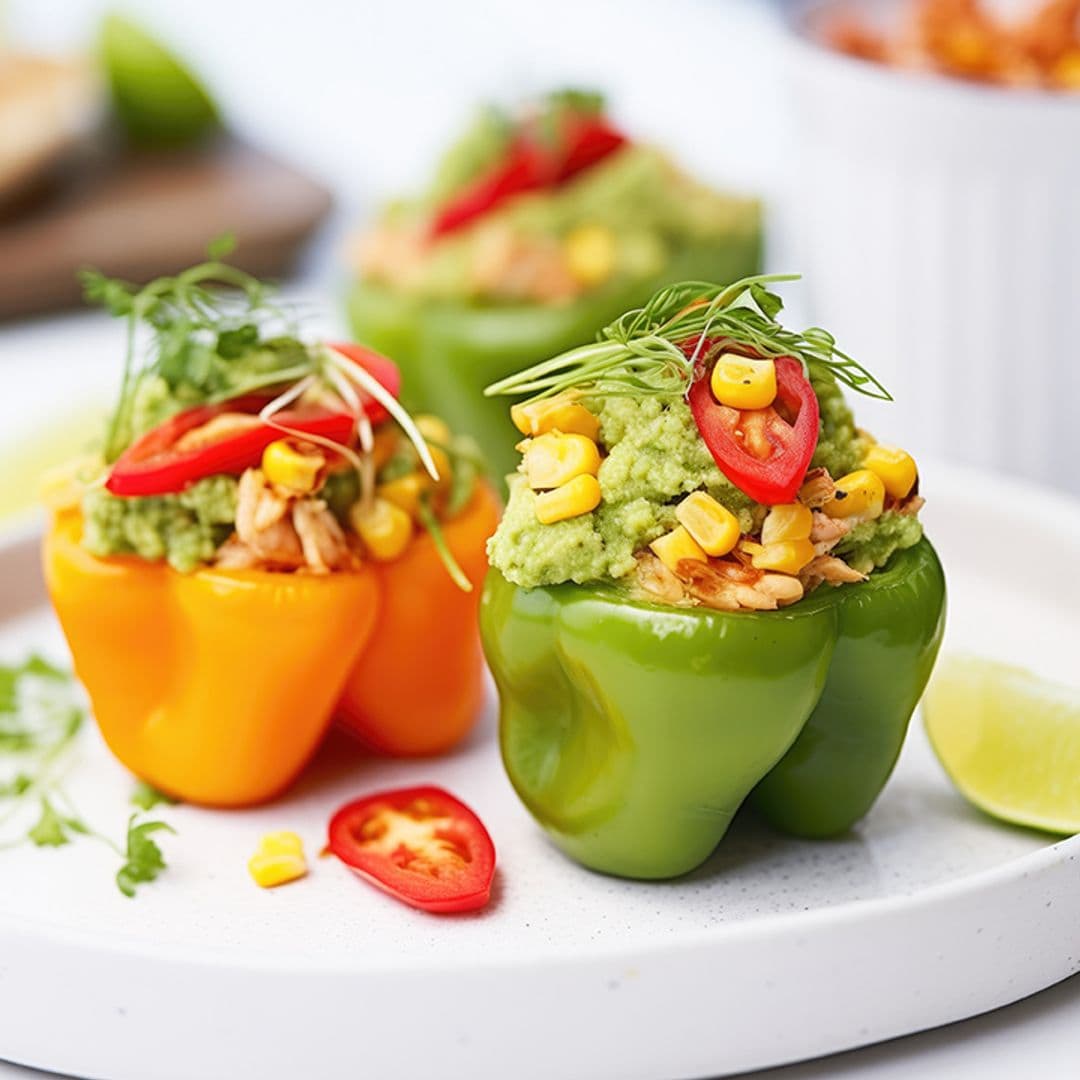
783, 2, 1080, 494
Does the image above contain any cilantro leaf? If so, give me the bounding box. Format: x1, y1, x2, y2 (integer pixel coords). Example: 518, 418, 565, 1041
749, 282, 784, 320
130, 780, 178, 812
28, 797, 74, 847
0, 657, 84, 751
116, 816, 176, 898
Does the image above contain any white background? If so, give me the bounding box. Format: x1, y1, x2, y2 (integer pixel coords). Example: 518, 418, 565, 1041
2, 1, 1078, 1077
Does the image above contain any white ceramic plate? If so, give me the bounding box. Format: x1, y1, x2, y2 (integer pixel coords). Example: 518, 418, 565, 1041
1, 462, 1079, 1080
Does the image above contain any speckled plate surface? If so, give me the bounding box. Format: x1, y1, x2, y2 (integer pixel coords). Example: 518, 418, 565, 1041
1, 463, 1079, 1080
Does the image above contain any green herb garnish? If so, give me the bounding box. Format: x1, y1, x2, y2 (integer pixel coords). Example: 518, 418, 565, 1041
116, 816, 176, 898
0, 656, 176, 897
417, 496, 473, 593
130, 780, 179, 812
81, 237, 316, 462
485, 274, 890, 404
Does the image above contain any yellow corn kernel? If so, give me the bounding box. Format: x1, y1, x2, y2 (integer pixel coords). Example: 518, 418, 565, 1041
377, 472, 430, 518
761, 503, 813, 545
710, 354, 777, 411
563, 224, 616, 288
863, 444, 918, 500
824, 469, 886, 521
350, 496, 414, 560
261, 440, 326, 495
675, 492, 740, 557
534, 474, 602, 525
258, 831, 304, 858
248, 831, 307, 889
752, 539, 816, 575
524, 432, 601, 490
511, 397, 601, 441
739, 539, 765, 557
649, 525, 708, 574
414, 414, 452, 446
248, 852, 307, 889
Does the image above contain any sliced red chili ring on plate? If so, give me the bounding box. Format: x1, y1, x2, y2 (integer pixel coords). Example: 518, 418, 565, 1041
328, 785, 496, 914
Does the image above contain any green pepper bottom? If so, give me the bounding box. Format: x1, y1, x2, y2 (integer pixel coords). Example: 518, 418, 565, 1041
480, 540, 945, 879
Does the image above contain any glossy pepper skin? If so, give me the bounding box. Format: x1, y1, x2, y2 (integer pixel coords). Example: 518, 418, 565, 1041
480, 539, 945, 879
347, 239, 762, 484
44, 491, 498, 806
44, 511, 379, 807
337, 484, 500, 756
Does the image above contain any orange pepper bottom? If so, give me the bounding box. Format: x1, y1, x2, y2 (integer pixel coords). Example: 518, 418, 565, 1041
43, 485, 499, 806
336, 483, 500, 756
44, 511, 380, 807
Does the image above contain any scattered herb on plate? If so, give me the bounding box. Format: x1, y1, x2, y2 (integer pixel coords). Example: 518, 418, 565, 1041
0, 655, 176, 897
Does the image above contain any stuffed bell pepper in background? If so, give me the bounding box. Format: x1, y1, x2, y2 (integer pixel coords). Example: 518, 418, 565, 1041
480, 275, 946, 880
347, 89, 763, 482
43, 254, 498, 808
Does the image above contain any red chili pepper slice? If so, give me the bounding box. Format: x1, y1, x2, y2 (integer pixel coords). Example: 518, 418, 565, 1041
328, 786, 496, 914
431, 114, 627, 237
688, 350, 820, 506
106, 345, 400, 497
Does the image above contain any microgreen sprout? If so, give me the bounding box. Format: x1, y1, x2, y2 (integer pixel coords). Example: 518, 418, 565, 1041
485, 274, 891, 404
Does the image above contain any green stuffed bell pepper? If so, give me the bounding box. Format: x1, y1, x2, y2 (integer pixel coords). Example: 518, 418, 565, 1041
480, 275, 946, 880
346, 90, 762, 482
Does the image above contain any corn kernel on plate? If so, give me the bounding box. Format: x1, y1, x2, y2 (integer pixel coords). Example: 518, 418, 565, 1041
0, 461, 1078, 1080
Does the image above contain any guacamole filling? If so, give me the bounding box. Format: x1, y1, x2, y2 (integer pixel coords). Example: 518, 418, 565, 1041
356, 117, 760, 305
83, 476, 238, 574
490, 374, 919, 590
486, 276, 926, 609
69, 255, 480, 576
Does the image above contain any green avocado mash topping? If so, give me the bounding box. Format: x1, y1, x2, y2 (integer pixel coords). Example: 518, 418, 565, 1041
74, 247, 481, 580
361, 92, 761, 305
489, 376, 876, 589
486, 275, 924, 595
83, 475, 238, 574
836, 511, 924, 576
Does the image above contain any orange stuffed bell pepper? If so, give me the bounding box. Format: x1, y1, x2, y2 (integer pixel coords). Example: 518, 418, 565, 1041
339, 480, 499, 755
43, 255, 497, 807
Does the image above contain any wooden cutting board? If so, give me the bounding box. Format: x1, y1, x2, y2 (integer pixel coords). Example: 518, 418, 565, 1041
0, 137, 333, 320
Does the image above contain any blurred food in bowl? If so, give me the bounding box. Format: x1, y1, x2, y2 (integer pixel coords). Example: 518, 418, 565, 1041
821, 0, 1080, 90
347, 89, 762, 481
785, 0, 1080, 494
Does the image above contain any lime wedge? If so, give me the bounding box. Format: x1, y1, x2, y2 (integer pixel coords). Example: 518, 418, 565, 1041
924, 655, 1080, 834
99, 13, 220, 147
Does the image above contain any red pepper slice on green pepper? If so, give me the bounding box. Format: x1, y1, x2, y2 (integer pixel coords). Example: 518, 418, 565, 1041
431, 111, 627, 237
689, 353, 820, 506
